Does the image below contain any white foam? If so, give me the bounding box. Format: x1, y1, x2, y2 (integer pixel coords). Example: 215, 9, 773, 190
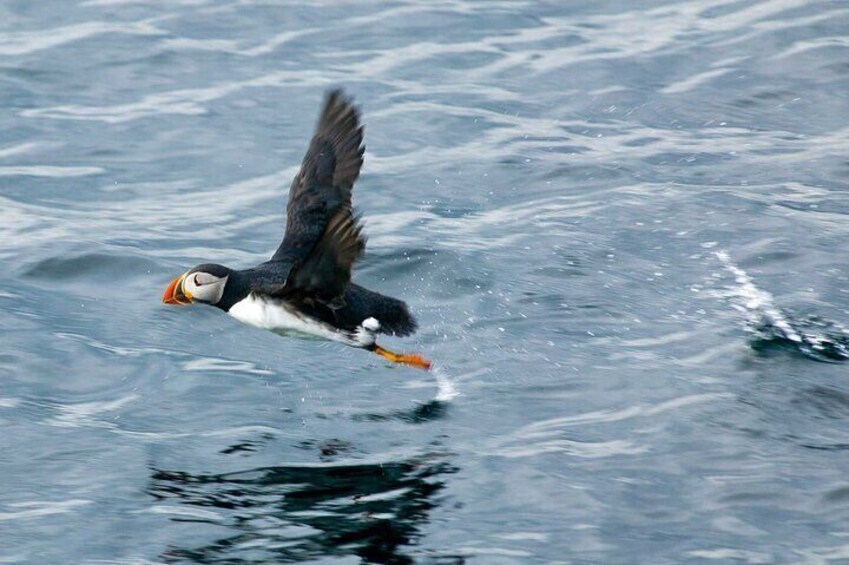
432, 365, 459, 402
714, 250, 802, 343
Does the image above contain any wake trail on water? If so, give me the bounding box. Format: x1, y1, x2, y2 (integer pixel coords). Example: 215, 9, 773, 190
714, 251, 849, 362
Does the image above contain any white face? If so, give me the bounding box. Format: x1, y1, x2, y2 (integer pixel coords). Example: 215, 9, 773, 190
183, 271, 228, 304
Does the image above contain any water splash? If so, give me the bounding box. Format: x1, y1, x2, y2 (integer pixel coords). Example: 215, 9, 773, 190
715, 251, 849, 361
432, 365, 459, 402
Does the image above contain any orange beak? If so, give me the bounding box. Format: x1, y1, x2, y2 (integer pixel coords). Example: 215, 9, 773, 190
162, 273, 193, 305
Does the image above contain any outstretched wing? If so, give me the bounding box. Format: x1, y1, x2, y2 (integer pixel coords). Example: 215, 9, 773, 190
277, 207, 366, 307
269, 89, 366, 306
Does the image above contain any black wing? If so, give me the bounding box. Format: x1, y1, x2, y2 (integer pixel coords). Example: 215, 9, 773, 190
278, 207, 365, 307
269, 89, 366, 306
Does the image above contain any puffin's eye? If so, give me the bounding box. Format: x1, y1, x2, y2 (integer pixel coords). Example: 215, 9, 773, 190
193, 272, 218, 287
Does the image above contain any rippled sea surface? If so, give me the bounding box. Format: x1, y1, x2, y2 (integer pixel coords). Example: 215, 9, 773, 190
2, 1, 849, 563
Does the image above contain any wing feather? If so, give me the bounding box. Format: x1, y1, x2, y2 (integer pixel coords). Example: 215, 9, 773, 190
267, 89, 367, 304
273, 89, 364, 262
276, 207, 366, 306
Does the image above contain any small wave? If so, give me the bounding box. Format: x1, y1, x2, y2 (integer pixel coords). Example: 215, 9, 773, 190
0, 142, 45, 160
0, 165, 103, 177
45, 394, 138, 430
0, 499, 92, 522
181, 357, 273, 376
0, 19, 165, 57
23, 253, 158, 281
715, 251, 849, 361
22, 69, 332, 123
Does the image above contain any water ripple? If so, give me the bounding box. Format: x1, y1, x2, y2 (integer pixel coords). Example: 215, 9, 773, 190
22, 70, 340, 123
0, 499, 92, 522
0, 165, 103, 177
0, 19, 165, 56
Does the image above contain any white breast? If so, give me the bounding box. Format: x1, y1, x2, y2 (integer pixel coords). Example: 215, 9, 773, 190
227, 293, 377, 347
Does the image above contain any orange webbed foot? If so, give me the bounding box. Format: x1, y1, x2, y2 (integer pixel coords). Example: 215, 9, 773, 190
371, 345, 432, 370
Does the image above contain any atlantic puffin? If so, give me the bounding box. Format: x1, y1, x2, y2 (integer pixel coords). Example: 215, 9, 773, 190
162, 89, 430, 369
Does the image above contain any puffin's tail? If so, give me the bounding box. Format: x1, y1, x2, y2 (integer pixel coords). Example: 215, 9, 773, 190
344, 284, 418, 336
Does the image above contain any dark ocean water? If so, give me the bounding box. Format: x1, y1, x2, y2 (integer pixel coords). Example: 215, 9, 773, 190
2, 1, 849, 563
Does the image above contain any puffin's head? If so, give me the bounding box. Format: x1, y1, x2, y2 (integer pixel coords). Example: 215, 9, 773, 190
162, 263, 231, 306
